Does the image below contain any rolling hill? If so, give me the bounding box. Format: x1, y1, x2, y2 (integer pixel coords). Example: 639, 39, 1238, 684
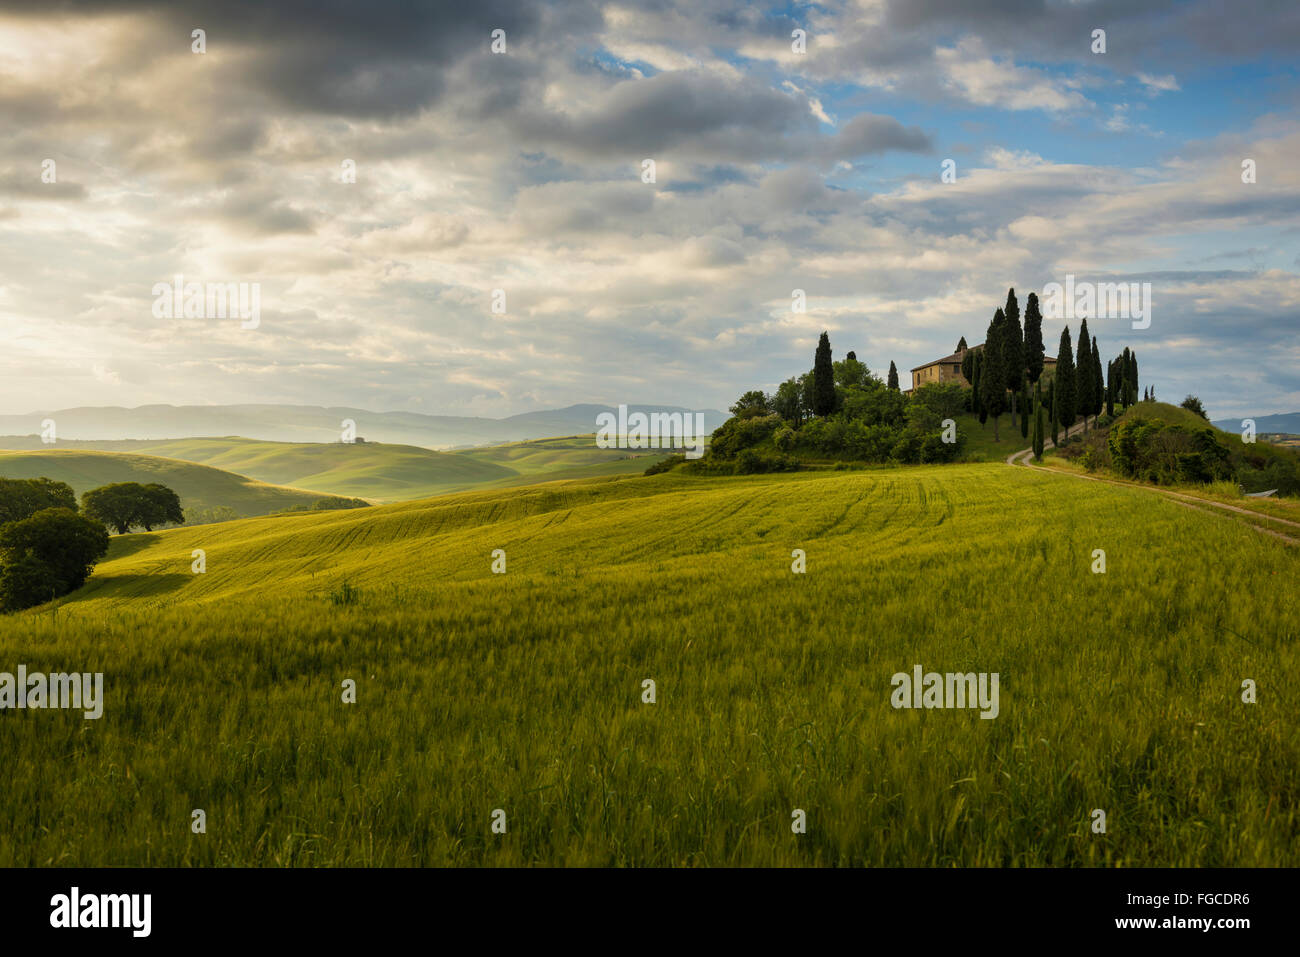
0, 449, 328, 519
1213, 412, 1300, 434
2, 463, 1295, 866
0, 435, 666, 503
0, 402, 725, 448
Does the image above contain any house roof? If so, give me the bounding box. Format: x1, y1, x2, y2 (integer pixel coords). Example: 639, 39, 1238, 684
911, 344, 1057, 373
910, 350, 967, 372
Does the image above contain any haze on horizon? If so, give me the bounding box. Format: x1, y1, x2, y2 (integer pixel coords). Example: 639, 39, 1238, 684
1, 0, 1297, 423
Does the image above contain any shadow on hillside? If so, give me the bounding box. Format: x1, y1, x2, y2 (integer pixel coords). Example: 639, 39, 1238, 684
66, 572, 191, 604
106, 533, 164, 560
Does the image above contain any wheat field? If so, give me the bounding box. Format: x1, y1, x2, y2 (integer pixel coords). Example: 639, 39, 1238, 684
1, 464, 1295, 866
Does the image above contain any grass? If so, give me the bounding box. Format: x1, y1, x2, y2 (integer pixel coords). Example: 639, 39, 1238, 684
952, 412, 1033, 462
0, 463, 1296, 866
0, 449, 327, 518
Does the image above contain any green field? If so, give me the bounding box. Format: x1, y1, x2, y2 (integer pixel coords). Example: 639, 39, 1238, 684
1, 461, 1295, 866
0, 449, 327, 518
1, 435, 658, 503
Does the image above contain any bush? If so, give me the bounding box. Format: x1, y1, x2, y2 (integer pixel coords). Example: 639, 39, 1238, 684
734, 449, 799, 474
312, 496, 369, 510
644, 454, 685, 476
0, 553, 62, 612
707, 413, 783, 459
0, 508, 110, 611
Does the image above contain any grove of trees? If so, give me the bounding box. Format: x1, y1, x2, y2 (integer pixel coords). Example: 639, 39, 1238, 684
0, 478, 111, 612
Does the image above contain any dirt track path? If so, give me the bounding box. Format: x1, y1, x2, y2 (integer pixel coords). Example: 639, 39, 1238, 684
1005, 426, 1300, 546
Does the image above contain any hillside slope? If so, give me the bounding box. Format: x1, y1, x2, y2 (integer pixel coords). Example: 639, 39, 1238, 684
0, 449, 327, 518
3, 465, 1295, 867
0, 402, 725, 447
0, 435, 659, 502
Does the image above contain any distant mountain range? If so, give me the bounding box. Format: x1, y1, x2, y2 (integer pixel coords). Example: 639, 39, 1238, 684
1212, 412, 1300, 435
0, 403, 726, 449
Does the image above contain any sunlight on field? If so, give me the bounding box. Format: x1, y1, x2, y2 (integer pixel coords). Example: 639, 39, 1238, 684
1, 464, 1296, 866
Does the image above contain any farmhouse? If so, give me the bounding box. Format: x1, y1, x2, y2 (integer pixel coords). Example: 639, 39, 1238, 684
909, 342, 1057, 392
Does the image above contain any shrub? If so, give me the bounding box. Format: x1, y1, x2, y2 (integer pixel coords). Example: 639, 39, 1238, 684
734, 449, 799, 474
644, 454, 685, 476
708, 413, 783, 459
0, 508, 110, 611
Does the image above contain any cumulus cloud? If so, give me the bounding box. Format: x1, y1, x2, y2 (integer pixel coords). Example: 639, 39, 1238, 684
0, 0, 1295, 421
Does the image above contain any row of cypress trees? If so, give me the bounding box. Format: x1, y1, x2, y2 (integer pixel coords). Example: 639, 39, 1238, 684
963, 288, 1046, 441
959, 287, 1144, 452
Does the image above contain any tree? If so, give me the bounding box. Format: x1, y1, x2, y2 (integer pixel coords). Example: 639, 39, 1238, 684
1105, 357, 1116, 418
961, 349, 974, 385
1050, 379, 1059, 447
980, 310, 1008, 440
887, 361, 900, 391
1023, 292, 1045, 384
0, 477, 78, 525
137, 484, 184, 532
1032, 381, 1045, 460
812, 331, 836, 416
1075, 319, 1093, 432
1002, 288, 1024, 428
956, 336, 968, 353
970, 352, 984, 421
1056, 326, 1076, 432
834, 355, 871, 390
82, 482, 184, 534
1091, 335, 1105, 425
846, 350, 856, 361
0, 507, 110, 611
729, 390, 771, 419
772, 377, 804, 424
1020, 382, 1031, 439
1129, 350, 1140, 407
1181, 395, 1209, 420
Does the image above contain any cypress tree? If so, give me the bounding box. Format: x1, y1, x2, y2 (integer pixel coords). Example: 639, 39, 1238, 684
1075, 318, 1093, 432
1023, 292, 1045, 384
1050, 379, 1059, 447
1003, 288, 1024, 429
1056, 326, 1076, 433
956, 336, 968, 353
980, 310, 1008, 441
1020, 381, 1030, 439
1091, 336, 1104, 424
1105, 357, 1115, 418
971, 352, 983, 419
812, 331, 835, 416
1033, 381, 1045, 459
961, 349, 974, 385
887, 360, 900, 391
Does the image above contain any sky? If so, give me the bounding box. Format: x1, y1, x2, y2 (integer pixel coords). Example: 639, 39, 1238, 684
1, 0, 1297, 423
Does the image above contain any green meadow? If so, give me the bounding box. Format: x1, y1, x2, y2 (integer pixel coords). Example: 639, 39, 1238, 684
0, 463, 1296, 866
1, 435, 654, 503
0, 449, 325, 518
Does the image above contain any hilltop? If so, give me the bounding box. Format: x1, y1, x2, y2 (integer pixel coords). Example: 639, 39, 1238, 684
0, 403, 725, 449
0, 449, 328, 519
0, 435, 667, 504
